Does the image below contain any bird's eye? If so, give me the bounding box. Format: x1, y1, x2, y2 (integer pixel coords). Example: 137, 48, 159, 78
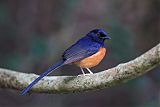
97, 33, 101, 37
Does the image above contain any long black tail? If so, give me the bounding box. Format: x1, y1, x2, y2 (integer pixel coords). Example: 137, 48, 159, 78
20, 60, 64, 96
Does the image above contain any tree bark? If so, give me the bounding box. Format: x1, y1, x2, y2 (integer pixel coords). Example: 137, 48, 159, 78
0, 43, 160, 94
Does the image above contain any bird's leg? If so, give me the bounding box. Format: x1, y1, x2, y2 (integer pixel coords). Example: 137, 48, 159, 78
80, 67, 85, 75
86, 68, 93, 74
78, 67, 91, 76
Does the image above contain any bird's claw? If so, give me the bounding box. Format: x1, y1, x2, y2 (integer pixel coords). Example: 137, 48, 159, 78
77, 73, 93, 77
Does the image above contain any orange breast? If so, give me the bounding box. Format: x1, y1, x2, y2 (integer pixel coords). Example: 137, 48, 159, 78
74, 47, 106, 68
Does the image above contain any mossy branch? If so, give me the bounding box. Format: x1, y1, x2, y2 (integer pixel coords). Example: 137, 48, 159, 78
0, 43, 160, 94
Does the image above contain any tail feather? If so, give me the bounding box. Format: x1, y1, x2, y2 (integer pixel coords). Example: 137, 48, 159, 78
20, 60, 64, 96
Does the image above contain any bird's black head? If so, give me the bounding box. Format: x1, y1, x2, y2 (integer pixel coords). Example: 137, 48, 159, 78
87, 29, 110, 43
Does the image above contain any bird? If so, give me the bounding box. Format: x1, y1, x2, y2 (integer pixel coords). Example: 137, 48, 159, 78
20, 28, 110, 96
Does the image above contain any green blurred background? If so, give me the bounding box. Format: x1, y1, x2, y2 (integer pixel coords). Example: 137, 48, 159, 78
0, 0, 160, 107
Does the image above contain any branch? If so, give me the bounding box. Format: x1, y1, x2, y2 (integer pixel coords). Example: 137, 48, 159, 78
0, 43, 160, 94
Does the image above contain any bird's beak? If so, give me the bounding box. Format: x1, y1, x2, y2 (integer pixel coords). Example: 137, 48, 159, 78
101, 36, 111, 40
106, 36, 111, 40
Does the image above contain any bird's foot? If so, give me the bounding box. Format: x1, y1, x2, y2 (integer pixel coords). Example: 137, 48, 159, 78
77, 73, 93, 77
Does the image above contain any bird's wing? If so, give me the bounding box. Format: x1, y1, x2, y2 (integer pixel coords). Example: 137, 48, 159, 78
63, 39, 100, 64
